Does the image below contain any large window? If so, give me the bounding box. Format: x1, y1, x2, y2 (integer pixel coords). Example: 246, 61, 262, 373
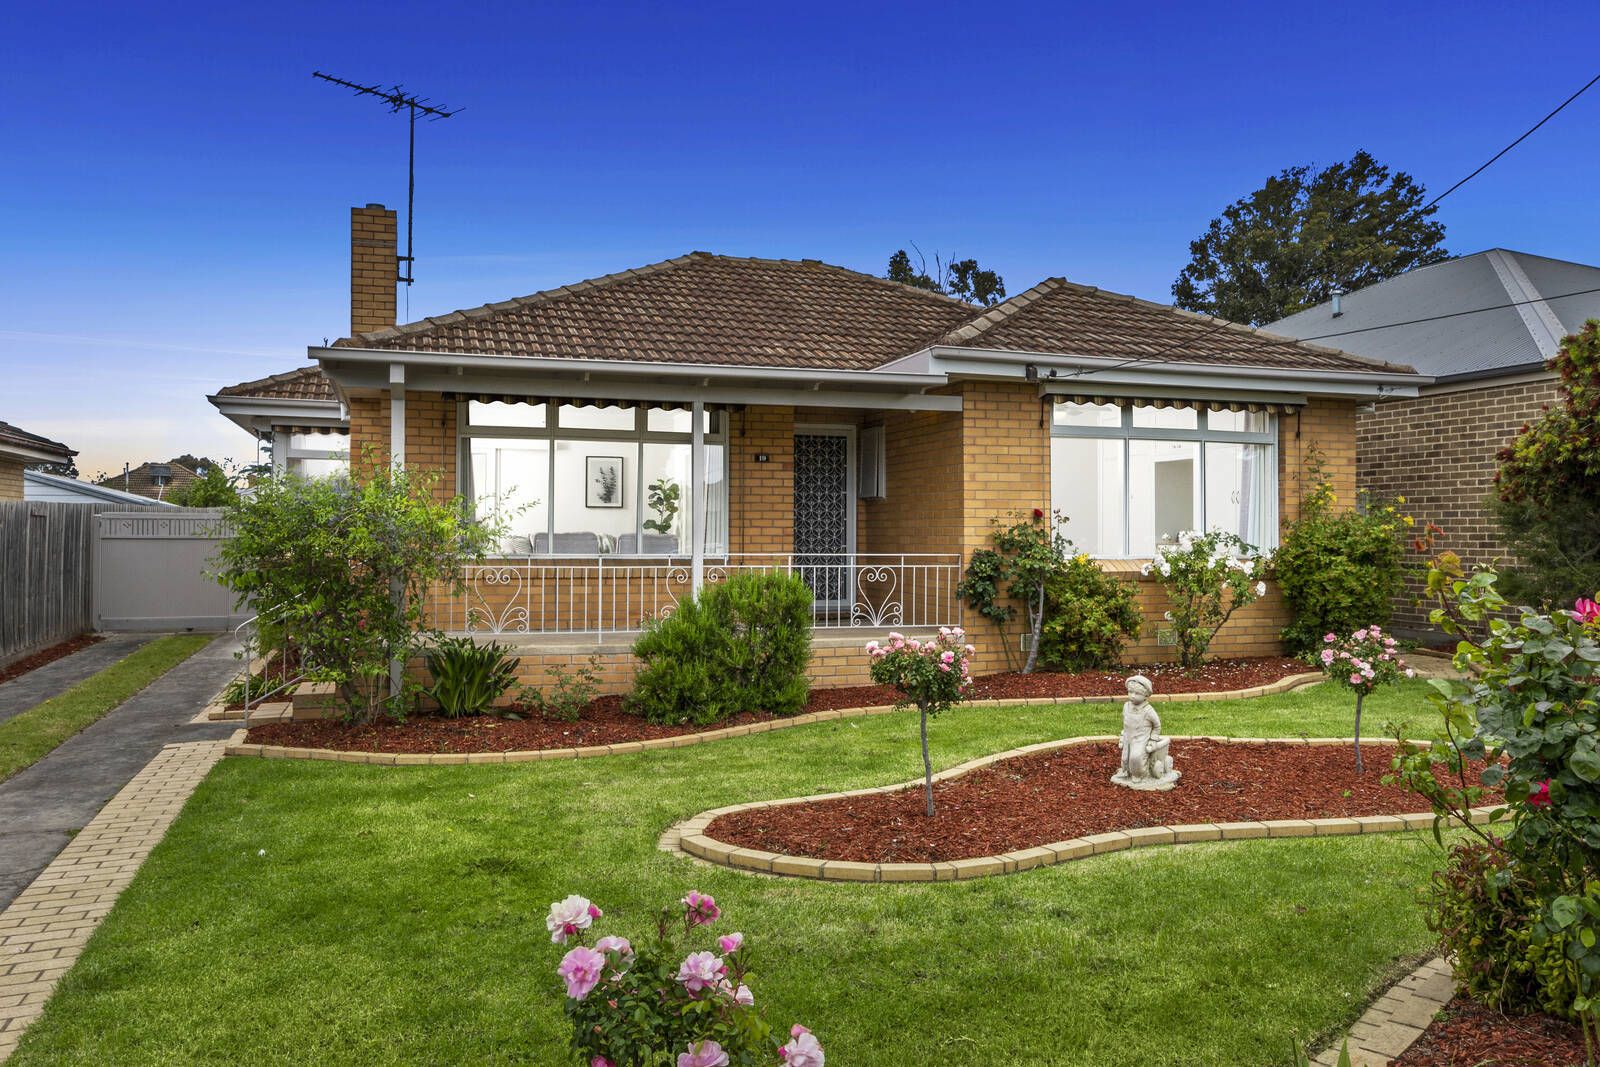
1049, 401, 1277, 557
461, 401, 727, 556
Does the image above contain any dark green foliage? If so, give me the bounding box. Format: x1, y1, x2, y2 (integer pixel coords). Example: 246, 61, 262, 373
1038, 556, 1142, 671
628, 573, 812, 725
958, 511, 1071, 673
886, 248, 1006, 306
1494, 320, 1600, 606
424, 636, 519, 717
1274, 470, 1408, 654
167, 462, 242, 507
1172, 150, 1448, 325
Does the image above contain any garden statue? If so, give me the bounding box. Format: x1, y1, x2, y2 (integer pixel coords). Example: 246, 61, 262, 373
1112, 674, 1180, 790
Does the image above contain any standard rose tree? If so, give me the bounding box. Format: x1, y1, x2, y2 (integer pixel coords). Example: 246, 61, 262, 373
1314, 625, 1413, 772
548, 891, 823, 1066
866, 627, 974, 816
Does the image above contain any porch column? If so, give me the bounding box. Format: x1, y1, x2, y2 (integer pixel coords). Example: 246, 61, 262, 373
388, 363, 406, 467
690, 399, 706, 595
270, 429, 288, 475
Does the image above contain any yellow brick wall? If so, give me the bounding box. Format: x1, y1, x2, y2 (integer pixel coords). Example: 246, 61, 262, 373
859, 407, 963, 555
350, 204, 397, 336
1279, 397, 1358, 525
728, 405, 794, 554
0, 458, 22, 501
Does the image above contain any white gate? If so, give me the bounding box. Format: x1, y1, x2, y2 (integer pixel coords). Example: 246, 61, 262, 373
92, 510, 244, 631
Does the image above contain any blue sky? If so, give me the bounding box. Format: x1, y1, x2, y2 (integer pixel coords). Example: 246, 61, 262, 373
3, 0, 1597, 478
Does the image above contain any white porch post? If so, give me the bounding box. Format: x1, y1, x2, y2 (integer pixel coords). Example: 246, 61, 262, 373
690, 399, 706, 596
388, 363, 406, 467
270, 429, 288, 475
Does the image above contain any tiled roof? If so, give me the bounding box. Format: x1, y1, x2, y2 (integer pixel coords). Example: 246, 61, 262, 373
94, 462, 199, 501
337, 253, 980, 371
215, 365, 337, 402
332, 252, 1414, 377
939, 279, 1416, 374
0, 421, 74, 460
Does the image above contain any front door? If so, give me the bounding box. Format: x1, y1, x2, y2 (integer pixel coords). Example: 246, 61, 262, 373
793, 430, 853, 612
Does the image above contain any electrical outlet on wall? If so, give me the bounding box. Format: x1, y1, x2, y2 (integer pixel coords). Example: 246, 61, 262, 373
1156, 627, 1177, 647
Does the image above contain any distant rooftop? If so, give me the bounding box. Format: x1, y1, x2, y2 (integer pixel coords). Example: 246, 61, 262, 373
1268, 249, 1600, 381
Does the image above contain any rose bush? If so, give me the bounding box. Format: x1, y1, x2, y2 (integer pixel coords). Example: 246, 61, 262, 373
867, 628, 973, 816
1314, 625, 1413, 772
548, 891, 822, 1066
1141, 530, 1268, 672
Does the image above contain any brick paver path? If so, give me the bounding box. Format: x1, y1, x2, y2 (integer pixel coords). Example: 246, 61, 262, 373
0, 739, 225, 1060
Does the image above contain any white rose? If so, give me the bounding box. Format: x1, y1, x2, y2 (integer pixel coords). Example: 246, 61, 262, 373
1254, 580, 1267, 597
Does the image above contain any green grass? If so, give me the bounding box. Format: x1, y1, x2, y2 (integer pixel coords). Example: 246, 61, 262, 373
0, 634, 213, 783
11, 679, 1452, 1066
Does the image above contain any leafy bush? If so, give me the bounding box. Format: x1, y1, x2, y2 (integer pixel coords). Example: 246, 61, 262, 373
1391, 565, 1600, 1035
213, 462, 497, 721
424, 636, 519, 717
1038, 554, 1141, 671
166, 461, 244, 508
867, 628, 974, 816
958, 509, 1072, 673
1312, 625, 1413, 771
628, 573, 812, 726
1494, 320, 1600, 607
1142, 531, 1268, 672
548, 890, 823, 1067
518, 656, 602, 722
1274, 464, 1409, 654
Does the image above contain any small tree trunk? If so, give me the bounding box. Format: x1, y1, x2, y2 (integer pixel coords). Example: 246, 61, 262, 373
920, 706, 935, 817
1021, 582, 1044, 675
1353, 691, 1365, 774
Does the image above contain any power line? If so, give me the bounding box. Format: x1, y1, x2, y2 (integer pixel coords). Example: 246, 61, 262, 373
1292, 285, 1600, 343
1425, 70, 1600, 208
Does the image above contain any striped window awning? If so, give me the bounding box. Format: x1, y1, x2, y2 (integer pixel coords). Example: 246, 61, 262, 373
1054, 395, 1302, 415
444, 394, 741, 412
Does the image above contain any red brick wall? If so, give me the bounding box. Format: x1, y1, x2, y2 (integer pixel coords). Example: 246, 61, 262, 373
1357, 374, 1560, 628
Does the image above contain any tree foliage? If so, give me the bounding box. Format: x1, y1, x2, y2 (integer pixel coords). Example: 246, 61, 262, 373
166, 462, 243, 507
25, 460, 79, 479
886, 247, 1007, 306
1495, 321, 1600, 606
1172, 150, 1448, 325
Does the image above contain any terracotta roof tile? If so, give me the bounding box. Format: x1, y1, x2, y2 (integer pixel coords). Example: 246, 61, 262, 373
937, 279, 1416, 374
93, 461, 199, 501
215, 366, 337, 402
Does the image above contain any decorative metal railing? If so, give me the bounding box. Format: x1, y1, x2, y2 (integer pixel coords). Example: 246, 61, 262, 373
441, 553, 964, 637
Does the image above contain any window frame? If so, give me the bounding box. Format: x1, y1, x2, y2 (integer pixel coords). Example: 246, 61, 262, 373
1050, 404, 1277, 558
458, 401, 729, 556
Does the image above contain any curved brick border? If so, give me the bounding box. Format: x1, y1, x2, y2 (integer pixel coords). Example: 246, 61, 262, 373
663, 735, 1493, 883
221, 672, 1326, 765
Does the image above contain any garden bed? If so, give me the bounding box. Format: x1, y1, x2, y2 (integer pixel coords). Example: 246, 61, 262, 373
1390, 994, 1586, 1066
0, 634, 102, 686
244, 656, 1317, 754
705, 739, 1491, 864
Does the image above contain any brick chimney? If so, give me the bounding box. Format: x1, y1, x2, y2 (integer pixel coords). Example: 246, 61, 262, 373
350, 204, 398, 336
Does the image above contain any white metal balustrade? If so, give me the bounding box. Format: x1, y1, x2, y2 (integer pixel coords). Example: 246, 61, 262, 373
444, 553, 963, 637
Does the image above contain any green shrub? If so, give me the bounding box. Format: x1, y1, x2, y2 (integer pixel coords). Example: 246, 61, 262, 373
1274, 463, 1408, 654
518, 656, 602, 722
424, 636, 519, 717
1038, 554, 1142, 671
1144, 530, 1268, 672
957, 510, 1071, 673
628, 572, 812, 726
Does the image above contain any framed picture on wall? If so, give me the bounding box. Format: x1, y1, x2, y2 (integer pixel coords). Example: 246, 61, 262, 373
586, 456, 625, 508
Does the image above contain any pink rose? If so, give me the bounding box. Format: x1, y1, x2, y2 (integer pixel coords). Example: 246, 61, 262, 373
1528, 780, 1553, 809
683, 890, 720, 927
717, 932, 744, 954
593, 1058, 615, 1067
677, 1040, 730, 1067
675, 951, 726, 995
1320, 649, 1335, 666
594, 935, 632, 960
779, 1025, 825, 1066
1324, 633, 1337, 643
940, 650, 955, 664
1575, 598, 1600, 623
733, 983, 754, 1006
1348, 673, 1362, 685
557, 946, 606, 1000
938, 662, 951, 672
1404, 668, 1416, 678
546, 894, 598, 944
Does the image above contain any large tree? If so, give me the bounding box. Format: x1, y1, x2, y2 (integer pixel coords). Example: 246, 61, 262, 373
1172, 150, 1448, 326
887, 248, 1006, 306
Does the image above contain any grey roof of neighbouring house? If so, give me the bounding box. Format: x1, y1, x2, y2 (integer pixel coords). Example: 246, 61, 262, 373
1268, 249, 1600, 381
23, 470, 173, 507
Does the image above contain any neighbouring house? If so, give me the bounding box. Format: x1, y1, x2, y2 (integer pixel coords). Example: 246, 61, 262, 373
208, 366, 349, 477
94, 461, 200, 502
231, 204, 1425, 694
1268, 249, 1600, 632
24, 469, 174, 507
0, 421, 75, 501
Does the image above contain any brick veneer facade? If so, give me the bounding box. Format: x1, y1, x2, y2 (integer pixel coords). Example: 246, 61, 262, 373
1357, 373, 1560, 630
351, 379, 1360, 695
351, 205, 398, 337
0, 457, 22, 501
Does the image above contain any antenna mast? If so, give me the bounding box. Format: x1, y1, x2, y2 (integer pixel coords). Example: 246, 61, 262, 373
312, 71, 461, 286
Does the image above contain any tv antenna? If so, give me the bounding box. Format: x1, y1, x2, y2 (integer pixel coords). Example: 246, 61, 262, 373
313, 71, 462, 287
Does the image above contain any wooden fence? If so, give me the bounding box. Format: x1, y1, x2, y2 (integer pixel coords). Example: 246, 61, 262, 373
0, 501, 97, 664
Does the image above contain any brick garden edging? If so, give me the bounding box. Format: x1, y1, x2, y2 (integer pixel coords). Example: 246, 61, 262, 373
220, 671, 1326, 765
1312, 956, 1455, 1067
662, 735, 1493, 884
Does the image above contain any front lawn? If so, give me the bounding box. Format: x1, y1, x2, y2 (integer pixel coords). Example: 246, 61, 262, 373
11, 679, 1450, 1065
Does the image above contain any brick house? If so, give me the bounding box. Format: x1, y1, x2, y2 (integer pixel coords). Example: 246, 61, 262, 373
218, 205, 1424, 692
208, 366, 348, 477
0, 422, 75, 501
1269, 250, 1600, 632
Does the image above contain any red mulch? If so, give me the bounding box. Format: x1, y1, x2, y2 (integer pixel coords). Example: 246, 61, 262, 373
246, 656, 1315, 754
1390, 994, 1587, 1066
707, 740, 1489, 864
0, 634, 102, 686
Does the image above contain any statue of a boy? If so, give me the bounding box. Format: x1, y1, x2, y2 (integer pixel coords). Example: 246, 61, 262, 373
1112, 674, 1180, 790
